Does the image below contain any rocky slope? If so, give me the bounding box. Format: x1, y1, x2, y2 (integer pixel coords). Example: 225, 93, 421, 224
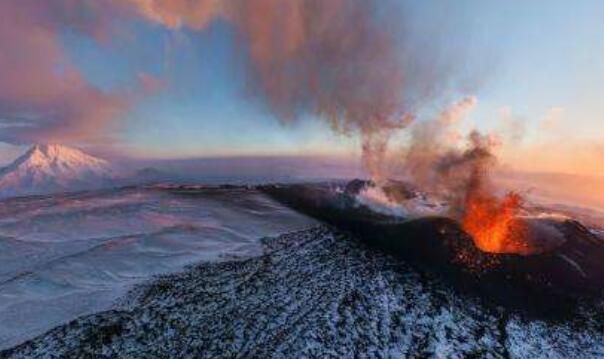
3, 226, 603, 358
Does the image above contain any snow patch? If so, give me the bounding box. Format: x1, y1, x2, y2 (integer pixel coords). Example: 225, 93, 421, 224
355, 186, 449, 218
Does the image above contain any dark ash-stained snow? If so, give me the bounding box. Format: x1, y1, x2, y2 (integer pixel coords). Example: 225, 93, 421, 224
3, 226, 603, 358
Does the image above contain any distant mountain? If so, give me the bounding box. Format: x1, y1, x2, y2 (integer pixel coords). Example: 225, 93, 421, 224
123, 167, 185, 185
131, 167, 177, 184
0, 144, 114, 198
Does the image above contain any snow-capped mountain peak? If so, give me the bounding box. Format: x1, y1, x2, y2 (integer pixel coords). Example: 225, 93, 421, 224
11, 144, 109, 173
0, 144, 114, 197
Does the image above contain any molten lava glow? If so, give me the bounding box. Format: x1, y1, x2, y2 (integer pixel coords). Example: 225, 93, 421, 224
462, 191, 528, 253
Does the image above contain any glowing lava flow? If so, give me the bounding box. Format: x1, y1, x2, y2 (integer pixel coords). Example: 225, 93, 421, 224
462, 191, 528, 253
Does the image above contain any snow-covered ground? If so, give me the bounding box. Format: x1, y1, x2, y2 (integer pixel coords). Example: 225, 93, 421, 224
0, 187, 316, 350
4, 226, 603, 358
1, 185, 603, 357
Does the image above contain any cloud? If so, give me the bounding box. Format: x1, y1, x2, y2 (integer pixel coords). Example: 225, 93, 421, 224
124, 0, 223, 30
0, 1, 152, 145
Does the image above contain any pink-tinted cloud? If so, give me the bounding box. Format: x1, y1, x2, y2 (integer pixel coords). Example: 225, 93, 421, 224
124, 0, 222, 30
0, 1, 148, 145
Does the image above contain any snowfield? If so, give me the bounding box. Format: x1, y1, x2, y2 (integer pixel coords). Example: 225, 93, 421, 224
0, 187, 316, 350
0, 187, 603, 358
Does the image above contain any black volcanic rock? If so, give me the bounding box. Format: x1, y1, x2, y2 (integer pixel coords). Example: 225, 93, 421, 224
344, 178, 370, 195
260, 182, 604, 315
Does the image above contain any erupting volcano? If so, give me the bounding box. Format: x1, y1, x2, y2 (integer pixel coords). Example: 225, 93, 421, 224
262, 178, 604, 315
439, 131, 533, 255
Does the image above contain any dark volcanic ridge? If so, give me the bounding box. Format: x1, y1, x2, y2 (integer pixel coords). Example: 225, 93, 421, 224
3, 226, 604, 358
260, 182, 604, 315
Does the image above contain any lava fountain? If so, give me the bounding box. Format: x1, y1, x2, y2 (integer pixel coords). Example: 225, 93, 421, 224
421, 129, 534, 255
462, 191, 528, 253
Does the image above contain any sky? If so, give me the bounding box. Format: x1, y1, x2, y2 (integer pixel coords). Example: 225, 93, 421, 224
0, 0, 603, 176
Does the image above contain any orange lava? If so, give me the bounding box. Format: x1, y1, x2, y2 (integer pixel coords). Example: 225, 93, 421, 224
462, 191, 528, 253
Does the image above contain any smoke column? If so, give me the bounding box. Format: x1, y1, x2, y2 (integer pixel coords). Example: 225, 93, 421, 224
122, 0, 463, 179
0, 0, 471, 178
400, 96, 478, 197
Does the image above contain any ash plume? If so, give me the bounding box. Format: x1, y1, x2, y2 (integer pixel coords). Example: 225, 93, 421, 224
1, 0, 472, 170
393, 97, 531, 254
122, 0, 463, 178
399, 97, 480, 198
435, 130, 498, 217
